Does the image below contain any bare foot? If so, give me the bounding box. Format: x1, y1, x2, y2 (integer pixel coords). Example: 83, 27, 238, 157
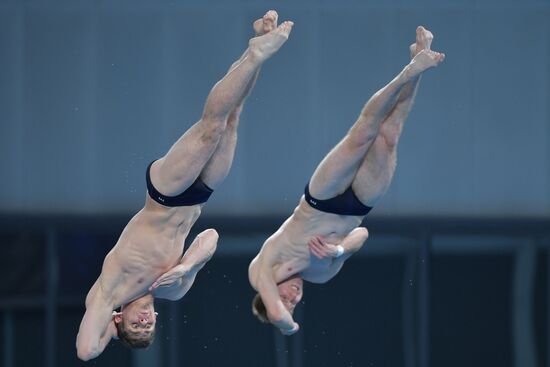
405, 49, 445, 79
181, 231, 217, 272
409, 26, 434, 59
249, 20, 294, 62
253, 10, 278, 36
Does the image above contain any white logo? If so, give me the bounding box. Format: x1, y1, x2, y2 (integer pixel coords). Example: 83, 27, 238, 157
309, 199, 317, 205
158, 196, 165, 202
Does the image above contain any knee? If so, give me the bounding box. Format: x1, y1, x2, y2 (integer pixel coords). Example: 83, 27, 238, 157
199, 118, 227, 143
227, 107, 243, 129
346, 126, 377, 151
380, 123, 401, 148
349, 116, 382, 147
200, 228, 219, 242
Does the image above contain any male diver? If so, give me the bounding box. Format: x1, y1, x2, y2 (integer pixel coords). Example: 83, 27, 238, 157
249, 26, 444, 335
76, 11, 293, 360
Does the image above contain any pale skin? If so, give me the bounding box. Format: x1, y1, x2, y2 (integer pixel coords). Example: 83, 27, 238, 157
76, 11, 293, 361
248, 26, 444, 335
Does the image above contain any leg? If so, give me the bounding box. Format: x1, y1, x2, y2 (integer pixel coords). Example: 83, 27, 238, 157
309, 30, 444, 200
150, 15, 293, 196
352, 27, 437, 206
200, 11, 278, 189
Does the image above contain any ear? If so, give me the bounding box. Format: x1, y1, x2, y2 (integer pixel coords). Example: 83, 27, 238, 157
112, 311, 123, 324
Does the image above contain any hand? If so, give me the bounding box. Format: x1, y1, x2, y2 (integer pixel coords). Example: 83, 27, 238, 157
149, 265, 186, 291
308, 236, 341, 259
280, 322, 300, 336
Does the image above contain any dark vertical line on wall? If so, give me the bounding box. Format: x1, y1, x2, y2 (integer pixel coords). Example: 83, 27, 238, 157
402, 252, 417, 367
417, 234, 431, 367
273, 329, 289, 367
45, 228, 58, 367
168, 302, 179, 367
291, 305, 304, 367
3, 311, 14, 367
512, 241, 537, 367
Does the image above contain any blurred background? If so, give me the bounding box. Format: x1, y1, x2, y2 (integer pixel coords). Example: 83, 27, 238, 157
0, 0, 549, 366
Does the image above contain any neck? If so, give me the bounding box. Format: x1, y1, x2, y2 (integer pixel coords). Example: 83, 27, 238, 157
122, 293, 154, 310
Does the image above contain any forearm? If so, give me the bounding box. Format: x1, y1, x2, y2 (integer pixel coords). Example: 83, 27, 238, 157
266, 300, 298, 334
339, 227, 369, 255
76, 313, 113, 361
152, 264, 198, 301
270, 308, 297, 331
256, 274, 298, 333
155, 276, 193, 301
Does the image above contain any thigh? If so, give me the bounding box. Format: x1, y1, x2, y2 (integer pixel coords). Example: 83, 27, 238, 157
150, 118, 224, 196
308, 135, 371, 200
351, 135, 397, 207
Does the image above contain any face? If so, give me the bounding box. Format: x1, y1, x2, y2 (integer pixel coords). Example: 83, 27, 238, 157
277, 276, 303, 314
115, 297, 158, 339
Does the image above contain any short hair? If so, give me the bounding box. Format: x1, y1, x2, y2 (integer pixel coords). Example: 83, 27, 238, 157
115, 322, 155, 349
252, 293, 270, 323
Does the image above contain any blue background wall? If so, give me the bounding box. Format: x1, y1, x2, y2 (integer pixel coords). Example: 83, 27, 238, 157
1, 0, 548, 217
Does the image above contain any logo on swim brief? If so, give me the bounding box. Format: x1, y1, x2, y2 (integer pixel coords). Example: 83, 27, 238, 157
158, 196, 165, 202
309, 199, 317, 206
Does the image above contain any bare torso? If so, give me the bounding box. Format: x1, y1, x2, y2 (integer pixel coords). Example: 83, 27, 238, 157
92, 194, 201, 307
249, 197, 363, 287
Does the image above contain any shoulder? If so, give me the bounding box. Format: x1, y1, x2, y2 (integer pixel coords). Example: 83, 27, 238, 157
94, 252, 124, 302
248, 254, 273, 291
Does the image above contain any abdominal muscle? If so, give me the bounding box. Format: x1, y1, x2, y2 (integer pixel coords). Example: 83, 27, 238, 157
259, 197, 363, 283
104, 196, 202, 305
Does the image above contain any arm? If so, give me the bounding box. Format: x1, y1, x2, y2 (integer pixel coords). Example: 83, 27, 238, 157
150, 267, 187, 301
339, 227, 369, 254
304, 227, 369, 284
151, 229, 218, 301
256, 271, 300, 335
76, 288, 117, 361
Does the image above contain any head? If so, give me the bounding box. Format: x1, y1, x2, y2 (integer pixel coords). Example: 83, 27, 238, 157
252, 276, 304, 324
113, 295, 157, 349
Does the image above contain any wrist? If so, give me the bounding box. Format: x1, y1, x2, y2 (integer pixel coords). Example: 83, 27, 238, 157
335, 245, 345, 258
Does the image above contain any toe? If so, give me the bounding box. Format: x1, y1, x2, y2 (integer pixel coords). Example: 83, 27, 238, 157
409, 43, 417, 56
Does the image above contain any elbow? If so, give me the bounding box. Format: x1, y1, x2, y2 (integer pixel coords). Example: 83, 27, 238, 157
357, 227, 369, 241
76, 342, 98, 362
267, 311, 281, 324
267, 309, 285, 324
77, 347, 95, 362
356, 227, 369, 239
